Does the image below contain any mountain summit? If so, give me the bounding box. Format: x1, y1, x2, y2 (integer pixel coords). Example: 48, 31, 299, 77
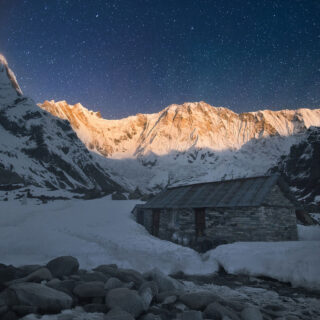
0, 55, 124, 198
39, 100, 320, 159
0, 54, 23, 103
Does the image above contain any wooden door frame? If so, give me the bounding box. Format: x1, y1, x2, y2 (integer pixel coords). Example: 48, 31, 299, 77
152, 209, 160, 237
194, 208, 206, 237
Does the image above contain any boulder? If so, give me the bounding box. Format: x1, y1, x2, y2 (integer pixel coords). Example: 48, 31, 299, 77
241, 306, 263, 320
0, 289, 19, 306
129, 187, 143, 200
105, 307, 135, 320
73, 281, 105, 298
141, 314, 162, 320
8, 267, 52, 284
79, 271, 109, 283
93, 264, 119, 278
83, 303, 109, 313
12, 305, 38, 316
285, 316, 301, 320
92, 296, 105, 304
179, 292, 220, 310
18, 265, 42, 275
174, 302, 188, 312
139, 281, 159, 297
144, 268, 184, 292
46, 256, 79, 278
155, 290, 181, 303
139, 286, 153, 310
48, 279, 77, 296
117, 268, 144, 287
9, 282, 72, 313
46, 278, 61, 287
220, 299, 244, 312
105, 277, 125, 291
0, 305, 8, 315
204, 302, 240, 320
0, 264, 24, 286
162, 295, 177, 305
180, 310, 203, 320
112, 192, 127, 200
148, 305, 178, 319
105, 288, 144, 317
1, 311, 18, 320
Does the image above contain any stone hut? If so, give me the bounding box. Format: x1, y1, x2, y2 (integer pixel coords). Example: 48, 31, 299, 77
132, 175, 298, 251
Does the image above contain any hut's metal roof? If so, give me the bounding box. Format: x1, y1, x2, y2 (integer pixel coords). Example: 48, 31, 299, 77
142, 175, 288, 209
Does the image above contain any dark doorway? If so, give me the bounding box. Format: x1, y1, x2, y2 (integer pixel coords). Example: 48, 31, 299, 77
152, 209, 160, 236
195, 208, 206, 237
137, 210, 144, 225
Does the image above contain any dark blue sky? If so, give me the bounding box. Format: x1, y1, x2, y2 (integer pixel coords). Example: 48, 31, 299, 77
0, 0, 319, 118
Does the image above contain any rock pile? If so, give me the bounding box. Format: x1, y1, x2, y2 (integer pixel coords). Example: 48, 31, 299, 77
0, 256, 282, 319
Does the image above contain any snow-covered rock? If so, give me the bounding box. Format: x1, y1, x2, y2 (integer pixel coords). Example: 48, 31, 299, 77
0, 55, 125, 197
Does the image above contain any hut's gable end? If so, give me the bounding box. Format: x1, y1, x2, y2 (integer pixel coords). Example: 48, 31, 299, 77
263, 184, 294, 207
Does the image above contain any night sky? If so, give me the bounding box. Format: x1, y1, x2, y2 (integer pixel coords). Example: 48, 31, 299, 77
0, 0, 320, 118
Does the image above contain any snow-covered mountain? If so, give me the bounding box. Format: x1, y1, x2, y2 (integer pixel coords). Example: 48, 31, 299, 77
39, 100, 320, 194
0, 55, 124, 198
39, 100, 320, 159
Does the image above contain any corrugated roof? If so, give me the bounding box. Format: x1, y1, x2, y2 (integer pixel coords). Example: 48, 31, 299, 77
142, 175, 285, 209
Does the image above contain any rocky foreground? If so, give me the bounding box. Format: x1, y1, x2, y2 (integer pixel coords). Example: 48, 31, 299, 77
0, 256, 319, 320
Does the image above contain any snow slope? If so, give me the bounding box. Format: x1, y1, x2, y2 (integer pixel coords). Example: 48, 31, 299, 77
0, 197, 319, 289
0, 55, 125, 197
39, 100, 320, 192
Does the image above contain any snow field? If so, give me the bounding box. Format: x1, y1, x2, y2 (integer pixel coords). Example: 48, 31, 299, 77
0, 197, 219, 274
0, 196, 319, 289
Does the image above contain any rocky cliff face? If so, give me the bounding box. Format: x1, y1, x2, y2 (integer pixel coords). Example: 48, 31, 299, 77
0, 55, 124, 198
39, 100, 320, 159
272, 127, 320, 210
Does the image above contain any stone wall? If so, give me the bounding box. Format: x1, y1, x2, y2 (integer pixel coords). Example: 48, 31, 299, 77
158, 208, 196, 246
153, 205, 297, 246
205, 206, 298, 243
136, 184, 298, 248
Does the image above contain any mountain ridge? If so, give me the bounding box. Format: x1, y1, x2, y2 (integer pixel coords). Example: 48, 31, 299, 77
38, 100, 320, 205
39, 100, 320, 159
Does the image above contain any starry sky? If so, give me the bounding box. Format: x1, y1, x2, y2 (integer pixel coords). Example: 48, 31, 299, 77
0, 0, 320, 118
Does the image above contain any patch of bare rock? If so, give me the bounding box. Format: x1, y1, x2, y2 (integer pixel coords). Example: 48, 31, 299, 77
0, 256, 318, 319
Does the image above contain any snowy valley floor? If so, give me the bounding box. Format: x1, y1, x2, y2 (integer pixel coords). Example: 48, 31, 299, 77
1, 196, 320, 319
0, 196, 319, 290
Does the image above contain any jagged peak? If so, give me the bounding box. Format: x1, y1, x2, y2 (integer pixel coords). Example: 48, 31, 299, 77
0, 54, 8, 66
40, 99, 103, 119
0, 53, 23, 97
164, 101, 233, 114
